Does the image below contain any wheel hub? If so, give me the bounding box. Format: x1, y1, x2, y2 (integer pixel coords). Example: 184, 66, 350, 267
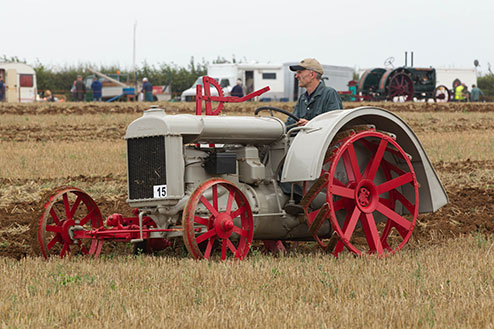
355, 179, 378, 213
214, 213, 234, 238
61, 219, 76, 244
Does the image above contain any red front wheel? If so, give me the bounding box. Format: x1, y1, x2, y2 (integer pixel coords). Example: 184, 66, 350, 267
38, 186, 104, 259
182, 179, 254, 260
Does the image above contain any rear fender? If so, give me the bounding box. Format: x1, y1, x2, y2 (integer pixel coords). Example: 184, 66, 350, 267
281, 106, 448, 213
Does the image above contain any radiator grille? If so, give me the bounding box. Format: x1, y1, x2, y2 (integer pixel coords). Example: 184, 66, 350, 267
127, 136, 166, 200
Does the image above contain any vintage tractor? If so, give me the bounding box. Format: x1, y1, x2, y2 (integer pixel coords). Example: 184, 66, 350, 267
37, 77, 448, 260
358, 67, 451, 102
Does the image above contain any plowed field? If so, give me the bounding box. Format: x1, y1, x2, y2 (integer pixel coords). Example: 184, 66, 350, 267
0, 101, 493, 259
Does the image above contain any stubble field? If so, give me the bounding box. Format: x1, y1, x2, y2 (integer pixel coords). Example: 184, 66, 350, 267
0, 101, 493, 328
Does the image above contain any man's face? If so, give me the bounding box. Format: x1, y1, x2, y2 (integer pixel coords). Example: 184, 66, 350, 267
295, 69, 314, 88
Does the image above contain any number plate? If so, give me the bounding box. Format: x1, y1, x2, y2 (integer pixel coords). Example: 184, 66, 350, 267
153, 185, 167, 199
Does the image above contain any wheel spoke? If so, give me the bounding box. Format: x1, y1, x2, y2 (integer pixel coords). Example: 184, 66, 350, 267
47, 234, 61, 250
196, 228, 217, 244
342, 144, 361, 183
221, 238, 227, 260
212, 185, 218, 211
382, 158, 407, 175
79, 209, 96, 226
231, 205, 246, 219
60, 242, 70, 258
227, 238, 238, 257
393, 190, 416, 215
361, 213, 384, 254
330, 185, 355, 199
376, 172, 413, 194
69, 196, 83, 218
232, 225, 249, 237
342, 206, 361, 241
63, 193, 72, 219
347, 144, 362, 182
200, 196, 219, 217
333, 240, 345, 256
204, 238, 215, 259
376, 201, 412, 231
194, 215, 209, 226
333, 198, 346, 212
226, 189, 235, 214
49, 208, 61, 224
364, 139, 387, 180
46, 225, 62, 233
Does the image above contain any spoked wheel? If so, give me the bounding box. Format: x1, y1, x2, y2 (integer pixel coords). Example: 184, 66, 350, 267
38, 186, 104, 259
326, 130, 419, 256
387, 73, 414, 102
433, 85, 450, 103
302, 126, 372, 251
183, 178, 254, 260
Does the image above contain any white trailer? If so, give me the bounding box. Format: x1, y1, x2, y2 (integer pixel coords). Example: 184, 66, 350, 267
435, 68, 477, 90
0, 62, 37, 102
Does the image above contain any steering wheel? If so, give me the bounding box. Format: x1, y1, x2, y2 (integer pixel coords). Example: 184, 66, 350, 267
254, 106, 300, 131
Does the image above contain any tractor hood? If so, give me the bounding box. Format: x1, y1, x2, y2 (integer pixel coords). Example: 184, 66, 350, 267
125, 108, 285, 144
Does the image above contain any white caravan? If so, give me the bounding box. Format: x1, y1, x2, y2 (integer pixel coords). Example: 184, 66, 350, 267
180, 62, 354, 102
435, 68, 477, 90
0, 62, 37, 102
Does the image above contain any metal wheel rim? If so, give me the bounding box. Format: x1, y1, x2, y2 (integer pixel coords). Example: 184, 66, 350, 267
182, 178, 254, 260
326, 131, 419, 256
38, 186, 103, 259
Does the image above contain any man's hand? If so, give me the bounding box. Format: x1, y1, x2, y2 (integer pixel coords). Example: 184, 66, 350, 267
296, 119, 309, 126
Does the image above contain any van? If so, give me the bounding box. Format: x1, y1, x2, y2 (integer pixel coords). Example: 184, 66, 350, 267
181, 76, 232, 102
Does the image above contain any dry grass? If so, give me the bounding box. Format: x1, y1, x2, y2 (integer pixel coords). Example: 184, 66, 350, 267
416, 130, 494, 163
0, 235, 493, 328
0, 113, 140, 127
0, 140, 126, 179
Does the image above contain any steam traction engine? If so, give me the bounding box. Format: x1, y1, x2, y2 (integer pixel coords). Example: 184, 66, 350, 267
358, 67, 451, 102
38, 77, 448, 260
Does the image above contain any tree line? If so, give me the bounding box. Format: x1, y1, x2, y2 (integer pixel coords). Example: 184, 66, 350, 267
33, 57, 207, 98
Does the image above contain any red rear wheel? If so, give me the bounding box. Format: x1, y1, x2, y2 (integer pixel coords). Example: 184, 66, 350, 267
183, 179, 254, 260
38, 186, 103, 259
326, 130, 419, 256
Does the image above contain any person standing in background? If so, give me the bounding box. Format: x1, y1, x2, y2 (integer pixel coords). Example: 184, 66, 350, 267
470, 84, 484, 102
75, 75, 86, 102
91, 77, 103, 102
142, 78, 153, 102
230, 79, 244, 97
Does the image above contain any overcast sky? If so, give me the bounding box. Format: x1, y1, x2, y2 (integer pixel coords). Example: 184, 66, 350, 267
3, 0, 493, 73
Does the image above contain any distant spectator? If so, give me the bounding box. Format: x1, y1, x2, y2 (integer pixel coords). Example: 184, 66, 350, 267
470, 84, 484, 102
91, 77, 103, 102
141, 78, 153, 102
44, 90, 55, 102
0, 79, 5, 102
75, 75, 86, 102
231, 79, 244, 97
455, 83, 466, 102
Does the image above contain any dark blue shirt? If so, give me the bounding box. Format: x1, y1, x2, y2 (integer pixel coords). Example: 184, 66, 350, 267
143, 81, 153, 92
91, 80, 102, 97
231, 84, 244, 97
